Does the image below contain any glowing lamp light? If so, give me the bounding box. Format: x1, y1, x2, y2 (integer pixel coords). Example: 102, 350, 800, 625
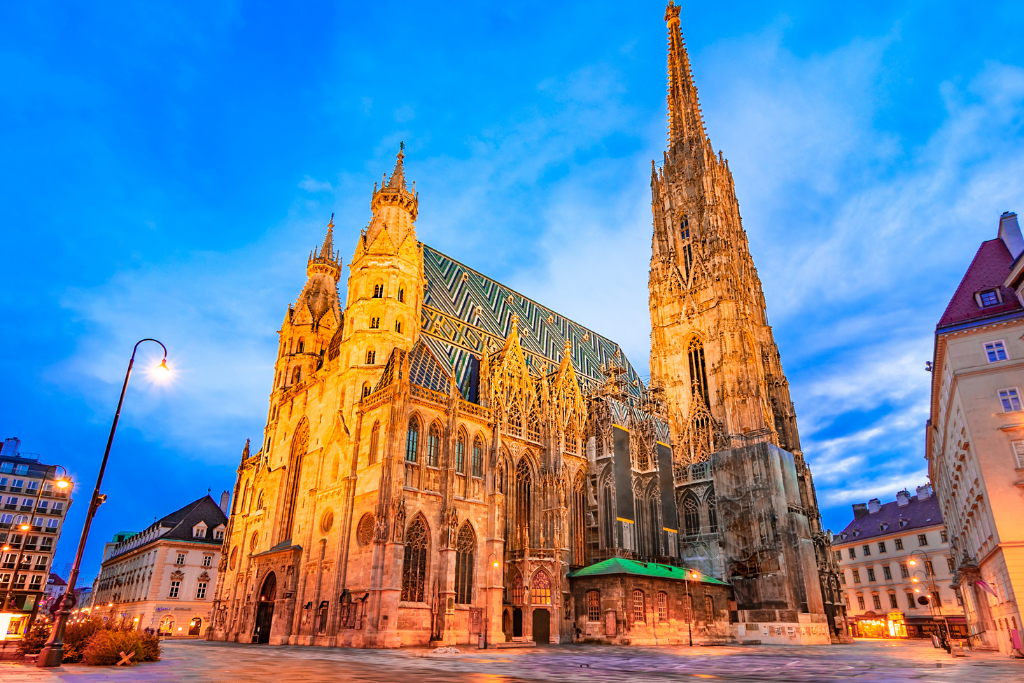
153, 358, 171, 380
912, 578, 919, 583
492, 560, 499, 568
56, 478, 70, 489
914, 588, 920, 593
909, 559, 917, 565
20, 524, 30, 531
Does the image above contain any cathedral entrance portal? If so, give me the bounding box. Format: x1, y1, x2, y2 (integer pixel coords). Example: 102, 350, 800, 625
253, 572, 277, 644
512, 608, 523, 638
532, 609, 550, 644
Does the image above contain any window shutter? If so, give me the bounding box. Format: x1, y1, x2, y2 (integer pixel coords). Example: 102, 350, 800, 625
1013, 441, 1024, 469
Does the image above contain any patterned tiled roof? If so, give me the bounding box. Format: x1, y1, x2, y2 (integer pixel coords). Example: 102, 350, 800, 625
606, 397, 671, 443
374, 341, 457, 396
937, 238, 1024, 329
421, 245, 644, 398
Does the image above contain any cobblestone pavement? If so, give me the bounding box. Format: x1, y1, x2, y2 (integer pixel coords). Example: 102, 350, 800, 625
1, 638, 1021, 682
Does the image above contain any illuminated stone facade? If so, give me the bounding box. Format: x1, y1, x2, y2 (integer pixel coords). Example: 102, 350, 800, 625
208, 3, 841, 649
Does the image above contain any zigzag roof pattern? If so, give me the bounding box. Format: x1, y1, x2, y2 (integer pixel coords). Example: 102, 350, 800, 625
420, 245, 644, 399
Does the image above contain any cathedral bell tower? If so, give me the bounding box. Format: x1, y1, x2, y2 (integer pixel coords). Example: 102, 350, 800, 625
339, 144, 424, 410
649, 1, 802, 465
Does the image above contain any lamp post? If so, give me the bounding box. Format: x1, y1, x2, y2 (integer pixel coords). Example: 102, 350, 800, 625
908, 550, 951, 647
685, 568, 699, 646
37, 339, 168, 668
1, 464, 70, 621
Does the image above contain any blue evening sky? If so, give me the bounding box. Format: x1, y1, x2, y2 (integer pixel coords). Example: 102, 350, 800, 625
3, 1, 1023, 582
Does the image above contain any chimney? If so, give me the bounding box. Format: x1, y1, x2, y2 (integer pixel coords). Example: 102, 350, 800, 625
896, 490, 911, 507
867, 498, 881, 514
916, 484, 933, 501
1, 437, 20, 456
999, 212, 1023, 259
853, 503, 868, 519
219, 491, 231, 516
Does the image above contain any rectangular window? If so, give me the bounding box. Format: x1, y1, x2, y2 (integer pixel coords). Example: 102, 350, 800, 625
0, 463, 11, 473
632, 590, 645, 623
46, 519, 58, 529
587, 590, 600, 621
888, 593, 898, 609
852, 569, 861, 583
878, 542, 886, 553
925, 560, 934, 575
176, 553, 186, 565
947, 558, 955, 573
840, 572, 847, 585
906, 593, 916, 609
193, 527, 205, 538
857, 596, 865, 610
370, 317, 380, 329
867, 568, 876, 582
862, 545, 871, 557
979, 290, 1000, 307
872, 595, 882, 610
917, 534, 928, 547
169, 580, 180, 598
1013, 441, 1024, 469
834, 550, 842, 563
985, 341, 1008, 362
1000, 388, 1022, 412
940, 530, 948, 543
848, 548, 856, 560
214, 529, 224, 540
196, 582, 207, 600
895, 538, 903, 550
899, 563, 909, 578
203, 556, 212, 567
29, 574, 42, 589
657, 592, 668, 622
14, 465, 27, 475
366, 350, 376, 365
52, 502, 63, 512
883, 566, 892, 580
26, 481, 38, 491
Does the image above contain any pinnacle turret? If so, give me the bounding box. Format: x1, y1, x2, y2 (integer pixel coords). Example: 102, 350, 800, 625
307, 214, 341, 282
665, 1, 708, 146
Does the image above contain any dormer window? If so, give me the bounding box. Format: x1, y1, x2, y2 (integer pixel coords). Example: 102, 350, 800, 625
899, 519, 908, 528
192, 524, 207, 539
977, 289, 1001, 308
213, 525, 226, 540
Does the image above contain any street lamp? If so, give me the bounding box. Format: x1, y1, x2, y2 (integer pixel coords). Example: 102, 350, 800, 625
684, 569, 699, 646
908, 549, 951, 648
37, 339, 169, 668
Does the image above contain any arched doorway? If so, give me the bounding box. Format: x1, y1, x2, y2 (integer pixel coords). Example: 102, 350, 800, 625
512, 608, 523, 638
158, 616, 174, 636
188, 617, 202, 636
253, 572, 277, 644
532, 608, 550, 644
502, 609, 511, 640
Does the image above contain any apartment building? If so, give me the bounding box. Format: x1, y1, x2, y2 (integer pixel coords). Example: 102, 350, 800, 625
93, 494, 227, 637
0, 437, 72, 646
834, 486, 965, 639
927, 211, 1024, 654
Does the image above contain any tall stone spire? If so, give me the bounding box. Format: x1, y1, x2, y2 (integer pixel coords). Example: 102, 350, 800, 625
386, 142, 407, 190
308, 214, 341, 282
665, 1, 707, 146
649, 2, 803, 461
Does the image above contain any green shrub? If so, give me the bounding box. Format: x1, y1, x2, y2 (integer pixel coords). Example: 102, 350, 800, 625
17, 624, 51, 656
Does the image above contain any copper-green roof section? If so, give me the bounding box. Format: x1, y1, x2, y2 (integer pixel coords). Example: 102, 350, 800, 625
567, 558, 730, 586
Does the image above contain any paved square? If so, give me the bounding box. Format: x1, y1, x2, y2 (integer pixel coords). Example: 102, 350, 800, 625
0, 639, 1020, 682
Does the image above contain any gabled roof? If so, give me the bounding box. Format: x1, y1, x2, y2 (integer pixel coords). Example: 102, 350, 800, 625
835, 495, 943, 544
421, 246, 644, 399
104, 495, 228, 564
937, 238, 1023, 330
568, 557, 729, 585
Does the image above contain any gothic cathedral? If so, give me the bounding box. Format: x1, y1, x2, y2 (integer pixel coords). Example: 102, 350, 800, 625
209, 2, 847, 649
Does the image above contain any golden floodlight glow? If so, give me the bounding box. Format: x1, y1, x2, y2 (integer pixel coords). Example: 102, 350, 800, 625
912, 578, 919, 583
56, 478, 70, 489
909, 559, 917, 565
20, 524, 30, 531
492, 560, 499, 567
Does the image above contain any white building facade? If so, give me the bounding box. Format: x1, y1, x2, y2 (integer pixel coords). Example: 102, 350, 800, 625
834, 486, 965, 640
92, 495, 227, 637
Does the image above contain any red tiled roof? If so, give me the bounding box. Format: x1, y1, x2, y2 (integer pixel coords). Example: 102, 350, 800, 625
937, 238, 1023, 329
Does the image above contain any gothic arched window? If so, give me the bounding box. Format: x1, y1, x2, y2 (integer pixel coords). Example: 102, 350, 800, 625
687, 337, 710, 407
426, 423, 441, 467
706, 492, 718, 533
401, 517, 428, 603
372, 282, 384, 298
683, 493, 700, 537
405, 417, 419, 463
531, 570, 551, 605
280, 421, 308, 541
454, 523, 475, 604
365, 348, 376, 365
515, 458, 532, 549
506, 403, 523, 438
527, 409, 540, 442
455, 432, 466, 473
291, 367, 302, 384
511, 571, 524, 605
368, 421, 380, 465
362, 382, 371, 398
297, 338, 305, 353
471, 436, 484, 477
